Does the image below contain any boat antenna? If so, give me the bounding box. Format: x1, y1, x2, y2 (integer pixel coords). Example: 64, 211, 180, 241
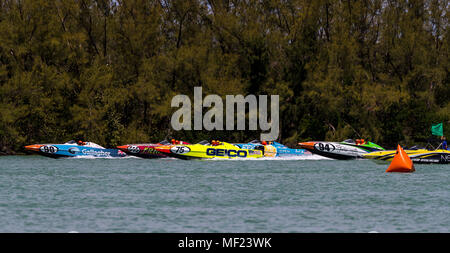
344, 121, 363, 139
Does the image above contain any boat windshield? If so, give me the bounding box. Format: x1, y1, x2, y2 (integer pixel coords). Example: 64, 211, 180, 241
198, 140, 210, 145
64, 140, 77, 144
159, 140, 170, 145
249, 140, 261, 144
342, 139, 355, 144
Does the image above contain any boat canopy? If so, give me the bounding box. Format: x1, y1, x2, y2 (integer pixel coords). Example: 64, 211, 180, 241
198, 140, 210, 145
159, 140, 170, 145
83, 142, 105, 148
64, 140, 105, 149
342, 139, 356, 144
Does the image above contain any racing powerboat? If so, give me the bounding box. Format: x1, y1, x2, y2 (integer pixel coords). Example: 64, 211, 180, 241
298, 139, 385, 160
363, 148, 450, 164
235, 140, 311, 157
117, 140, 189, 158
153, 140, 264, 160
24, 140, 127, 158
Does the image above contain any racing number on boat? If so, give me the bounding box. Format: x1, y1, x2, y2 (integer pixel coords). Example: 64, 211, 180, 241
127, 146, 140, 153
170, 146, 190, 154
314, 143, 335, 152
39, 145, 58, 153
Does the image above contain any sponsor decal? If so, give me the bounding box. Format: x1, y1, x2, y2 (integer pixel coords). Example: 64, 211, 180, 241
295, 149, 305, 154
239, 144, 255, 150
143, 147, 159, 154
81, 149, 111, 156
68, 147, 80, 154
412, 158, 439, 163
206, 148, 247, 157
248, 150, 262, 155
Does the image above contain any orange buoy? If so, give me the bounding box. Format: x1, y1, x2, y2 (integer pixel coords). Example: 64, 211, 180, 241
386, 145, 415, 173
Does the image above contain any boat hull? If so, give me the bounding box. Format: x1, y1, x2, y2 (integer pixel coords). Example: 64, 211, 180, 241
117, 144, 167, 158
298, 141, 384, 160
154, 142, 263, 160
236, 142, 310, 157
364, 149, 450, 164
24, 144, 126, 158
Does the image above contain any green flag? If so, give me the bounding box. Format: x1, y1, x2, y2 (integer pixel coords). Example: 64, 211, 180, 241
431, 123, 443, 136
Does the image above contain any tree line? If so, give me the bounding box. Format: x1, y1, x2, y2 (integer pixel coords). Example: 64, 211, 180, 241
0, 0, 448, 154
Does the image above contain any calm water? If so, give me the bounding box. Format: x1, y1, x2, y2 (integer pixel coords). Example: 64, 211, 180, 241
0, 155, 448, 232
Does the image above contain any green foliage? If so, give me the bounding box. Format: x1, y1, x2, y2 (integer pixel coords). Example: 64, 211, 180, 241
0, 0, 448, 153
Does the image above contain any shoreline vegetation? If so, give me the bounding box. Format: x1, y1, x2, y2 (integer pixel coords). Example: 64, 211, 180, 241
0, 0, 449, 155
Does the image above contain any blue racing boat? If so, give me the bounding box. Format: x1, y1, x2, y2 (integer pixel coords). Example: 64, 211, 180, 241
25, 140, 127, 158
235, 140, 311, 157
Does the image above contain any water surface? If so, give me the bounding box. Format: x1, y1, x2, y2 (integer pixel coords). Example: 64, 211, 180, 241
0, 156, 448, 232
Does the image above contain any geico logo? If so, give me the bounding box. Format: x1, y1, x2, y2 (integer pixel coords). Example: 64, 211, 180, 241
206, 148, 247, 157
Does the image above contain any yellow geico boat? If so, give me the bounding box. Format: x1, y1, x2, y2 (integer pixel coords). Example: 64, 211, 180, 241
153, 140, 264, 160
364, 149, 450, 164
